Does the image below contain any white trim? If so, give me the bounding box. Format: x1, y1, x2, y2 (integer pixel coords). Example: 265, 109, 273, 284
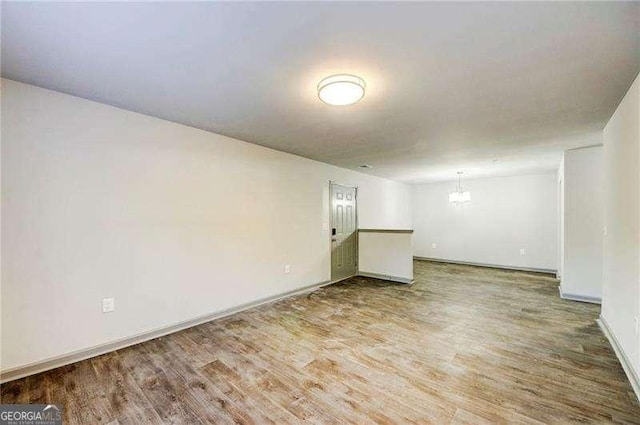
0, 279, 332, 384
598, 315, 640, 403
558, 285, 602, 304
358, 271, 414, 285
565, 143, 604, 152
414, 256, 556, 275
328, 180, 359, 189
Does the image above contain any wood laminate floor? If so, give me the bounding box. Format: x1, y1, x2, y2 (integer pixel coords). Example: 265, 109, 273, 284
2, 260, 640, 424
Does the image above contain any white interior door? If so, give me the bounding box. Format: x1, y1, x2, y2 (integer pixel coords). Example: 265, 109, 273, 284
330, 183, 358, 281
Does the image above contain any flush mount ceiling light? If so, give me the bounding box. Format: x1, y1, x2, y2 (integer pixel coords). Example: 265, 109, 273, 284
449, 171, 471, 205
317, 74, 366, 106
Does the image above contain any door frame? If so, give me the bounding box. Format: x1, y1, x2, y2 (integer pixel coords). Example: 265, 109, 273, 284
329, 181, 359, 282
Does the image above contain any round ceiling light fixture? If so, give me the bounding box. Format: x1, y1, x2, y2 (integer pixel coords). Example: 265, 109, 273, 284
317, 74, 366, 106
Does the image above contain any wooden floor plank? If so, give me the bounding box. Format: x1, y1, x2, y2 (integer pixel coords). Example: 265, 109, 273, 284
2, 260, 640, 424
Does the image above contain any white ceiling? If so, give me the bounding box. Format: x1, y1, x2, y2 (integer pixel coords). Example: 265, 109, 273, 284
2, 2, 638, 183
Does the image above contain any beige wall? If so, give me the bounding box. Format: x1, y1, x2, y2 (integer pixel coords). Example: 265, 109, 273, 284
602, 72, 640, 379
1, 79, 412, 372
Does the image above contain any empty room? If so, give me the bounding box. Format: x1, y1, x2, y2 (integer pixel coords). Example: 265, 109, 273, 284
1, 1, 639, 424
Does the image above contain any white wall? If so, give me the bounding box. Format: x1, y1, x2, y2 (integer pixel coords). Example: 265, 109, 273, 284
358, 231, 413, 283
557, 156, 565, 279
413, 173, 558, 271
602, 72, 640, 380
1, 79, 412, 372
559, 145, 604, 302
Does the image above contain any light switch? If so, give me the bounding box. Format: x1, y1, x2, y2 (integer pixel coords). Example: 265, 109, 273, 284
102, 298, 115, 313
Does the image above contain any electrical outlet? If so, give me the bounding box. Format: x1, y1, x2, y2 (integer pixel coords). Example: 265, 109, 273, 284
284, 265, 291, 274
102, 298, 115, 313
634, 316, 639, 335
520, 249, 526, 256
603, 225, 608, 236
432, 243, 437, 249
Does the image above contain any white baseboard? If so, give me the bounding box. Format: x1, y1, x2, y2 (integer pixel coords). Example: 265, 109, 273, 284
598, 315, 640, 403
330, 274, 357, 285
558, 285, 602, 304
414, 256, 556, 275
0, 279, 332, 384
358, 271, 414, 285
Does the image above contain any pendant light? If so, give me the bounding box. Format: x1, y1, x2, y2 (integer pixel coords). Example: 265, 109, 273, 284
449, 171, 471, 204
